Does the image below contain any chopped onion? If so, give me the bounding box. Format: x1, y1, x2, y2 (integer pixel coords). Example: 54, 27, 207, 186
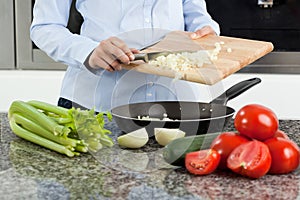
148, 42, 231, 80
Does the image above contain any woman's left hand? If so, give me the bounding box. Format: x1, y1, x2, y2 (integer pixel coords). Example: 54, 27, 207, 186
190, 26, 216, 39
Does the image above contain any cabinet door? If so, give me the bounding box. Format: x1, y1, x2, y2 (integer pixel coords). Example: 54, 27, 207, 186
15, 0, 66, 70
0, 0, 15, 69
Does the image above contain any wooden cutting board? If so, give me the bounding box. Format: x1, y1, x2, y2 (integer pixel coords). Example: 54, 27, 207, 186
123, 31, 274, 85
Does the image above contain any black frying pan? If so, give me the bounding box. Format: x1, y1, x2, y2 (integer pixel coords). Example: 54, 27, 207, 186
111, 78, 261, 137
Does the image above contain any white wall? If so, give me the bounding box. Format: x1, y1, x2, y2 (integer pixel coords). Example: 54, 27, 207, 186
1, 70, 300, 120
219, 73, 300, 120
0, 70, 64, 112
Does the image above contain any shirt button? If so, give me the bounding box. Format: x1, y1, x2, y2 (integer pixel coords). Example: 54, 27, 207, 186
147, 93, 153, 97
148, 82, 154, 86
145, 18, 151, 23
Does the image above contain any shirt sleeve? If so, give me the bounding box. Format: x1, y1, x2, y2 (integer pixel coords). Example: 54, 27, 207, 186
30, 0, 98, 67
182, 0, 220, 35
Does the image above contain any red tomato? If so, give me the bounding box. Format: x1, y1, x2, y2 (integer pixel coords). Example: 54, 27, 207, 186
227, 140, 271, 179
210, 132, 249, 169
273, 130, 290, 140
185, 149, 220, 175
264, 137, 300, 174
234, 104, 279, 141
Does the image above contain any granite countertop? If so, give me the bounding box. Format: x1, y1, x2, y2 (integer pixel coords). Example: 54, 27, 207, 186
1, 112, 300, 200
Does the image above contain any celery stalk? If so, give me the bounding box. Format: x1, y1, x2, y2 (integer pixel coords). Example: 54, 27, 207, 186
27, 100, 70, 117
8, 100, 114, 157
99, 135, 114, 147
75, 145, 88, 153
12, 113, 79, 147
70, 107, 114, 150
8, 101, 70, 136
9, 118, 75, 157
49, 117, 73, 124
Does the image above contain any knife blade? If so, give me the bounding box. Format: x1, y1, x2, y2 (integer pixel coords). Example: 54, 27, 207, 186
139, 39, 162, 51
134, 51, 174, 62
138, 33, 167, 51
134, 50, 197, 62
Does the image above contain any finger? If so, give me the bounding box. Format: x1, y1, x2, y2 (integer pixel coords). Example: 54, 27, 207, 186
109, 60, 123, 71
101, 41, 130, 64
91, 51, 116, 72
130, 48, 140, 54
190, 26, 215, 39
91, 47, 117, 71
110, 37, 135, 62
190, 30, 206, 39
99, 51, 122, 71
94, 57, 114, 72
99, 54, 123, 71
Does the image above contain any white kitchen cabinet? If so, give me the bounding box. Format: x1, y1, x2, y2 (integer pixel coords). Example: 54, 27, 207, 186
14, 0, 66, 70
0, 0, 15, 69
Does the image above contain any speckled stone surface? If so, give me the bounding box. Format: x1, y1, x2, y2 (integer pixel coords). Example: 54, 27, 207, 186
1, 112, 300, 200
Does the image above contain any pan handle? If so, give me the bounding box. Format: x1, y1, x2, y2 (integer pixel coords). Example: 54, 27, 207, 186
210, 77, 261, 105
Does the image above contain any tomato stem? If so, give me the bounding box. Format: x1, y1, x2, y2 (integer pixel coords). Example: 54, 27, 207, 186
241, 161, 247, 169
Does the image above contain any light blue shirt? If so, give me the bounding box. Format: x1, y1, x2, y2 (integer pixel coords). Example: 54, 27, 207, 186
30, 0, 220, 112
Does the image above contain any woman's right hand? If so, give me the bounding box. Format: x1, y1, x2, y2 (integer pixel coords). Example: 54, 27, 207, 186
88, 37, 139, 72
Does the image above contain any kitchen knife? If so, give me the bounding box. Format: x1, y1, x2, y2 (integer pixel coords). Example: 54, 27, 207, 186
134, 50, 196, 63
139, 38, 163, 51
134, 51, 175, 62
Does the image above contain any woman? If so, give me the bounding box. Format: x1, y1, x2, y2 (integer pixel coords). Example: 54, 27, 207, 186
30, 0, 220, 111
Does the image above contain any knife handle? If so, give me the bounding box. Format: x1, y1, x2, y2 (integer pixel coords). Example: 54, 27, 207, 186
134, 53, 148, 62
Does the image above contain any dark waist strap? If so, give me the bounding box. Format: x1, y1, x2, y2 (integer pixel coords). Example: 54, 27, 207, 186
57, 97, 87, 110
